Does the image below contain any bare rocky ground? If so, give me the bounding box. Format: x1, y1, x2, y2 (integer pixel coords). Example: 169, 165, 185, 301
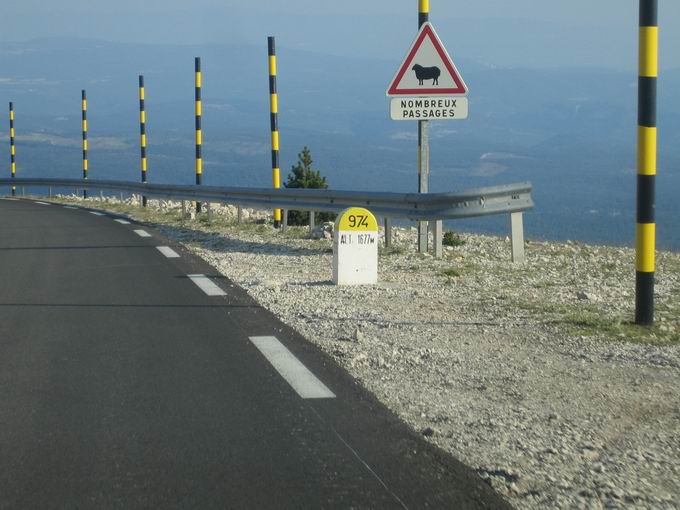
54, 196, 680, 509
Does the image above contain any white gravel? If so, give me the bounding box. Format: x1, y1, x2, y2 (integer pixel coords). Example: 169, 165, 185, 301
58, 198, 680, 509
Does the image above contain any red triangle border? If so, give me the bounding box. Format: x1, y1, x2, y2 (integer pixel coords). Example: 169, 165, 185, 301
387, 23, 467, 96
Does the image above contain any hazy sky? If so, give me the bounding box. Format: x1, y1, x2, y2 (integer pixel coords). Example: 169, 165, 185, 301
3, 1, 679, 70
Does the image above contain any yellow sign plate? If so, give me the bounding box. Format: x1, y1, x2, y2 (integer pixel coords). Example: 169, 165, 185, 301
336, 208, 378, 232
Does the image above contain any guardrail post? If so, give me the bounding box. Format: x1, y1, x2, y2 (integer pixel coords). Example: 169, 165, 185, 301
433, 220, 443, 258
510, 212, 525, 263
309, 210, 315, 235
237, 205, 243, 224
384, 217, 392, 248
48, 186, 52, 198
282, 209, 288, 231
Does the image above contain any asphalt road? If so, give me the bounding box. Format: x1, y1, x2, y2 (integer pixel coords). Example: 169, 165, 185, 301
0, 198, 509, 509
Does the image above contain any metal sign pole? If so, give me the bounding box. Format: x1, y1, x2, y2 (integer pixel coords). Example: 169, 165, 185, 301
635, 0, 658, 325
417, 0, 429, 254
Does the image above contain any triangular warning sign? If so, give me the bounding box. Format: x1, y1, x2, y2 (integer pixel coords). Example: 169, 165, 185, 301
387, 22, 467, 97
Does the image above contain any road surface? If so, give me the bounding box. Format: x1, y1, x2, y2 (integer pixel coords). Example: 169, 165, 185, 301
0, 198, 509, 509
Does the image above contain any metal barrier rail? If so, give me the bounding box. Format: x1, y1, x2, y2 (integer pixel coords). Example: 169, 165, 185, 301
0, 178, 533, 221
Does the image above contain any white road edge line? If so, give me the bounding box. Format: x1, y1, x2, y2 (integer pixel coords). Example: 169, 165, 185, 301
63, 206, 77, 209
35, 201, 50, 205
114, 219, 131, 225
249, 336, 336, 399
134, 229, 151, 237
187, 274, 227, 296
89, 211, 105, 216
157, 246, 180, 258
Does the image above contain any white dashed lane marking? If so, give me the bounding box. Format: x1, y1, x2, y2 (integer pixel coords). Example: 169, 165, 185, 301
89, 211, 105, 216
249, 336, 336, 399
63, 206, 77, 209
187, 274, 226, 296
35, 201, 50, 206
134, 229, 151, 238
157, 246, 180, 258
114, 219, 131, 225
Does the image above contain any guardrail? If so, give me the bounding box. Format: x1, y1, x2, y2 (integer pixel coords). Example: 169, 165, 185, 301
1, 177, 533, 261
1, 178, 532, 220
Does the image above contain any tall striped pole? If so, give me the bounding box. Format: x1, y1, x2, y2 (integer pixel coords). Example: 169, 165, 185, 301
9, 102, 16, 196
81, 90, 88, 199
635, 0, 658, 325
139, 75, 148, 207
417, 0, 430, 253
268, 36, 282, 228
195, 57, 202, 213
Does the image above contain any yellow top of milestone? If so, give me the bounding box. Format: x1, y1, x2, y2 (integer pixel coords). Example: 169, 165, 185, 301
336, 207, 378, 231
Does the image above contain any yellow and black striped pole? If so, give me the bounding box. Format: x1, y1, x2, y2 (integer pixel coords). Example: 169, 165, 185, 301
81, 90, 88, 199
419, 0, 429, 27
139, 75, 148, 207
635, 0, 658, 325
195, 57, 202, 213
268, 36, 282, 228
9, 102, 16, 196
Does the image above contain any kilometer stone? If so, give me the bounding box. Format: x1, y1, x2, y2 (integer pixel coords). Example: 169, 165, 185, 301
333, 207, 378, 285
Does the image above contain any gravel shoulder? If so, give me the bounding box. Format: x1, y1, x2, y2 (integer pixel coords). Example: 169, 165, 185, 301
53, 197, 680, 509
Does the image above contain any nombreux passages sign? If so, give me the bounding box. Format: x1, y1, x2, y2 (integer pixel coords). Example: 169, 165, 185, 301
390, 97, 468, 121
386, 22, 468, 122
386, 22, 467, 98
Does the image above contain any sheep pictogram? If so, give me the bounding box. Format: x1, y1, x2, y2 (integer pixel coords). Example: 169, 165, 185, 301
411, 64, 441, 86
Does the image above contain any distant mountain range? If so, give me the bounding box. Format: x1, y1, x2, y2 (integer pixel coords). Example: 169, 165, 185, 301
1, 38, 679, 249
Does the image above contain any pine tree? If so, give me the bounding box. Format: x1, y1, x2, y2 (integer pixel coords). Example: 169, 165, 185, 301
284, 147, 335, 225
